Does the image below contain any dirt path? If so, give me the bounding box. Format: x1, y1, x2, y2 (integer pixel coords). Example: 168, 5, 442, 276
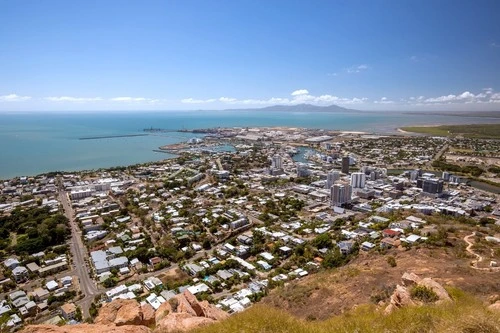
463, 232, 500, 271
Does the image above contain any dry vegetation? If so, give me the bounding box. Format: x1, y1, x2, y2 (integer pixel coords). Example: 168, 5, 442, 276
261, 246, 500, 321
191, 289, 500, 333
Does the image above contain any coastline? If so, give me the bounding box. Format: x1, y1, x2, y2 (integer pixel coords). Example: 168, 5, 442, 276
3, 109, 500, 179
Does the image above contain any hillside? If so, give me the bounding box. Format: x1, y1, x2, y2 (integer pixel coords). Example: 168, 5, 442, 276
192, 294, 499, 333
261, 246, 500, 320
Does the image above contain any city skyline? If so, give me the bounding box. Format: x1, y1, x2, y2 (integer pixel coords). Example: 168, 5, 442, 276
1, 0, 500, 111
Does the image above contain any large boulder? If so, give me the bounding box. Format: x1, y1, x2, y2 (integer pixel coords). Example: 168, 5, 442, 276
199, 300, 230, 321
175, 293, 198, 316
155, 301, 173, 323
384, 285, 415, 314
141, 304, 156, 327
401, 272, 421, 287
488, 301, 500, 312
154, 290, 229, 332
94, 299, 153, 327
21, 324, 152, 333
114, 301, 143, 326
156, 312, 216, 332
184, 290, 205, 317
417, 278, 451, 302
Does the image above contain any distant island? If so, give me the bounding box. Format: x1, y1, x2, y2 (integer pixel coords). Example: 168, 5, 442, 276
224, 103, 359, 113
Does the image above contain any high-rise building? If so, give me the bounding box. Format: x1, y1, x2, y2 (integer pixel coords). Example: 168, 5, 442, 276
325, 170, 340, 189
296, 163, 310, 177
341, 156, 350, 174
442, 171, 450, 181
350, 172, 366, 188
422, 179, 444, 194
331, 183, 352, 207
271, 155, 283, 170
449, 175, 461, 184
409, 170, 419, 181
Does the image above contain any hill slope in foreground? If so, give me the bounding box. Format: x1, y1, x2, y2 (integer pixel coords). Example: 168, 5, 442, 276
193, 297, 499, 333
23, 246, 500, 333
194, 247, 500, 333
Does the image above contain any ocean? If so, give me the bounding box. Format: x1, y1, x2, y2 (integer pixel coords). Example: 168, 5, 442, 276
1, 110, 499, 179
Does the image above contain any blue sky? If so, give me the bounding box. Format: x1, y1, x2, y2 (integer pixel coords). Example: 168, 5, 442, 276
1, 0, 500, 111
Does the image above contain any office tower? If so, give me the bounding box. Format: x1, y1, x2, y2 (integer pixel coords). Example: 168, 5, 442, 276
350, 172, 366, 188
296, 163, 310, 177
442, 171, 450, 181
325, 170, 340, 189
271, 154, 283, 170
331, 183, 352, 206
422, 179, 444, 194
341, 156, 350, 174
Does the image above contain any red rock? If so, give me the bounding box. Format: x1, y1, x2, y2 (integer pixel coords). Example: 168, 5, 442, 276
21, 324, 152, 333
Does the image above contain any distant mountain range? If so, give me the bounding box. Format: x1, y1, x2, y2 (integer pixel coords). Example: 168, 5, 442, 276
226, 103, 359, 112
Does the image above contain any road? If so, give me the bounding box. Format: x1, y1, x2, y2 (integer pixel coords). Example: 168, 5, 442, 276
58, 187, 100, 318
433, 143, 449, 162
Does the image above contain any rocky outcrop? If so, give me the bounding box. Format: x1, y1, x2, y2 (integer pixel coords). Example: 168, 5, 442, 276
156, 313, 216, 332
199, 300, 230, 321
385, 272, 451, 314
418, 277, 451, 303
21, 324, 152, 333
401, 272, 421, 287
22, 290, 228, 333
141, 304, 156, 327
488, 301, 500, 312
155, 290, 229, 332
384, 284, 415, 314
95, 299, 149, 327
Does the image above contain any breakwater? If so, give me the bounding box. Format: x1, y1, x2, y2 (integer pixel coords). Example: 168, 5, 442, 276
79, 134, 148, 140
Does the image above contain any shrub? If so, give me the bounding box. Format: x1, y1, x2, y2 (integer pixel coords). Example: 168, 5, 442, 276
411, 285, 439, 303
387, 256, 397, 267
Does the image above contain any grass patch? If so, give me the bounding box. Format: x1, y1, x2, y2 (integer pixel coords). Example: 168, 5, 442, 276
191, 289, 500, 333
401, 124, 500, 139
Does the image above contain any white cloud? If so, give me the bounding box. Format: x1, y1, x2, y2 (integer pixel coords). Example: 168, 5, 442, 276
374, 97, 395, 104
110, 97, 148, 102
219, 97, 237, 103
346, 64, 369, 74
419, 89, 500, 105
181, 98, 217, 104
179, 90, 368, 107
291, 89, 309, 96
0, 94, 31, 102
424, 91, 477, 103
327, 73, 338, 77
490, 42, 500, 48
45, 96, 102, 102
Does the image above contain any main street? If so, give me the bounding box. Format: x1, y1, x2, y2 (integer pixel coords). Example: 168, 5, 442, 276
58, 184, 100, 319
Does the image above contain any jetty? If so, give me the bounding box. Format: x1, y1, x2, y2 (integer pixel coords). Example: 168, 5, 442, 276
79, 134, 148, 140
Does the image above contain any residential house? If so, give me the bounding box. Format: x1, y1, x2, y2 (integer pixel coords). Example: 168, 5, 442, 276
60, 303, 77, 320
12, 266, 29, 282
338, 241, 355, 255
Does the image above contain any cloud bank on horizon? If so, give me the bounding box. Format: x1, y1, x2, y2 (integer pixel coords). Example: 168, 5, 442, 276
2, 88, 500, 111
1, 1, 499, 111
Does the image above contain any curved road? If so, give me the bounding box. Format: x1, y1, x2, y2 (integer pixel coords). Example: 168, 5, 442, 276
463, 232, 500, 272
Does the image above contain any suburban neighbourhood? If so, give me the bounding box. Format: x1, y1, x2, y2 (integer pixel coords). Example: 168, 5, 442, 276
0, 127, 499, 331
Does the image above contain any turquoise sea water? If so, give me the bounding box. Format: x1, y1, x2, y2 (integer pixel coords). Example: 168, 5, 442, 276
1, 110, 500, 179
